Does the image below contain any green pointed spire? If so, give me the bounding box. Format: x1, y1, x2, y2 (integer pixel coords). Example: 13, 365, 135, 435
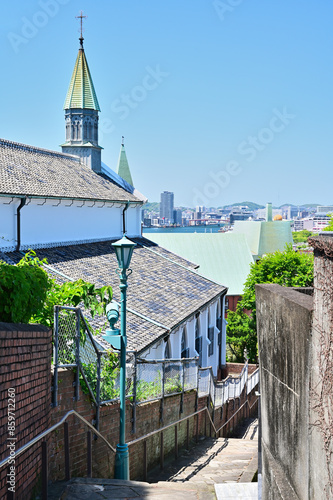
117, 137, 134, 186
64, 48, 100, 111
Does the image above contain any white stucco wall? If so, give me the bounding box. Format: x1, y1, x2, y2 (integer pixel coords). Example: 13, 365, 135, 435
140, 296, 226, 376
0, 197, 142, 250
0, 199, 18, 249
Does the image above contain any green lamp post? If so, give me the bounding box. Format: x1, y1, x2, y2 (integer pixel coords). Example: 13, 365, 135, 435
103, 235, 136, 480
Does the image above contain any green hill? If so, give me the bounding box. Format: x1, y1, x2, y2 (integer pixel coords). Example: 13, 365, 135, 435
221, 201, 265, 211
144, 202, 160, 212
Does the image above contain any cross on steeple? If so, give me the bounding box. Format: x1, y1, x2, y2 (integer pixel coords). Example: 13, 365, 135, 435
76, 11, 87, 47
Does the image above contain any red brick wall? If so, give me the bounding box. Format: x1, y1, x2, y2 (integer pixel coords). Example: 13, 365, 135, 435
0, 323, 52, 500
224, 363, 258, 377
49, 370, 208, 481
49, 369, 258, 482
0, 325, 259, 496
225, 295, 241, 317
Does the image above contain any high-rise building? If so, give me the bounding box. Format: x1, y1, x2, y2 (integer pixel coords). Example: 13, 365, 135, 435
173, 209, 182, 225
160, 191, 174, 223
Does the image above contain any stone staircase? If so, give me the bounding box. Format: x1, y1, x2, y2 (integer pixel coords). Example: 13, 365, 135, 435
48, 418, 258, 500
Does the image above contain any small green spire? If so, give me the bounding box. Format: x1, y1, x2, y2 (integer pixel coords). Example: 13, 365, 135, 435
117, 137, 134, 187
63, 47, 100, 111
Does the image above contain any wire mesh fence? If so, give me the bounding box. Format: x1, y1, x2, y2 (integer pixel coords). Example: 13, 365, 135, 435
56, 307, 77, 366
53, 306, 259, 420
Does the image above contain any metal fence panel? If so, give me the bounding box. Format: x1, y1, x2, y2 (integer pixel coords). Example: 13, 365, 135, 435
247, 369, 259, 394
183, 359, 198, 390
54, 306, 259, 414
135, 362, 163, 402
198, 368, 211, 397
57, 309, 77, 365
164, 361, 183, 396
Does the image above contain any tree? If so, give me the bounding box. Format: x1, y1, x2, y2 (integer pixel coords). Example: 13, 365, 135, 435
226, 245, 314, 363
323, 213, 333, 231
292, 229, 314, 243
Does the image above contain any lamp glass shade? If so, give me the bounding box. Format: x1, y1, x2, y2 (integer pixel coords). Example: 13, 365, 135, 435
112, 236, 136, 270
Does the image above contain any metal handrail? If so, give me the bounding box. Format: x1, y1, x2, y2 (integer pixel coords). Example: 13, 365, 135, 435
127, 407, 207, 446
128, 394, 259, 447
0, 409, 116, 470
248, 367, 260, 379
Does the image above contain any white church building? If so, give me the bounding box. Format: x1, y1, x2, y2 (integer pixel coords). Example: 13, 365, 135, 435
0, 33, 227, 377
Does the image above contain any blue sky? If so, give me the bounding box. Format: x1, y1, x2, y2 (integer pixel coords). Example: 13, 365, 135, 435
1, 1, 332, 207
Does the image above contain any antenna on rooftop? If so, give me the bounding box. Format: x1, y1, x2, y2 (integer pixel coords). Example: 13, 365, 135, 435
76, 10, 87, 48
122, 136, 125, 147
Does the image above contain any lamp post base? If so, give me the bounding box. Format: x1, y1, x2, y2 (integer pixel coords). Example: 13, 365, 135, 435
114, 443, 129, 479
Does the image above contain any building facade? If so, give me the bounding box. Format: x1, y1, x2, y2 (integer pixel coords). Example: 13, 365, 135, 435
0, 33, 227, 377
160, 191, 174, 223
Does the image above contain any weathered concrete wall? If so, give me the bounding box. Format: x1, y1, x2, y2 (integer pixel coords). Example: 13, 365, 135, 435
256, 284, 313, 499
308, 235, 333, 499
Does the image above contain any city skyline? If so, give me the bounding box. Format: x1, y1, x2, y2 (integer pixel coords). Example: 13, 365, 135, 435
1, 1, 332, 207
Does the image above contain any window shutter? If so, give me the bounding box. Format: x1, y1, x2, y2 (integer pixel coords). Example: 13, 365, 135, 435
208, 327, 214, 356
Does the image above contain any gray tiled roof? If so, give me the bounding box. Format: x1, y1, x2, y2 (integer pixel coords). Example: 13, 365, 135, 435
0, 139, 140, 202
4, 238, 226, 353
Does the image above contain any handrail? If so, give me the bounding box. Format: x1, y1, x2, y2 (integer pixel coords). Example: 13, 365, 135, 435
128, 395, 259, 447
212, 397, 259, 435
127, 407, 207, 446
248, 367, 260, 379
0, 409, 116, 470
199, 360, 249, 383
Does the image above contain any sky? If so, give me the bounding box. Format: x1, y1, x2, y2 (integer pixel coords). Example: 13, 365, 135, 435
1, 1, 332, 208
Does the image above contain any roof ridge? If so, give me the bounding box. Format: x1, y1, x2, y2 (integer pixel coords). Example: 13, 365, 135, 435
0, 138, 81, 161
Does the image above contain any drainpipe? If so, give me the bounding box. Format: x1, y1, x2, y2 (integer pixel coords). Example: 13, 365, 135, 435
16, 197, 26, 251
122, 201, 130, 235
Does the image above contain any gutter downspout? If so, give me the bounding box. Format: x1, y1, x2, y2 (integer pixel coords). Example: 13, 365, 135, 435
16, 196, 26, 251
122, 201, 130, 235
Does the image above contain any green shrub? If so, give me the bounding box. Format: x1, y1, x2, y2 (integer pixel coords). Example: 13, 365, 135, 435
0, 251, 51, 323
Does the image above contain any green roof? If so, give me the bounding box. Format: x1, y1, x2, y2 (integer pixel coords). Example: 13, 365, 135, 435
64, 48, 100, 111
143, 232, 254, 296
232, 220, 293, 259
117, 144, 133, 186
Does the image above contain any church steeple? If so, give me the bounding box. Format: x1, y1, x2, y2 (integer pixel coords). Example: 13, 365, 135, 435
61, 13, 102, 173
117, 137, 134, 187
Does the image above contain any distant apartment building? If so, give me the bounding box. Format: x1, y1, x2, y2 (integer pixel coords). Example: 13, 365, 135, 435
255, 208, 283, 220
160, 191, 174, 223
229, 206, 253, 224
317, 206, 333, 213
173, 208, 183, 225
293, 213, 330, 232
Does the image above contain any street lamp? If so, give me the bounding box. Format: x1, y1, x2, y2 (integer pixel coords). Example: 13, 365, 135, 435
103, 235, 136, 480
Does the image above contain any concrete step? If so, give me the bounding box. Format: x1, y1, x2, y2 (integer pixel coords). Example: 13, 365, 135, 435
48, 418, 258, 499
48, 477, 216, 500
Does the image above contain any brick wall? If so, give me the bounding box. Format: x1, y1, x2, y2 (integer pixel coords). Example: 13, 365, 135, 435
0, 325, 259, 497
49, 369, 258, 482
0, 323, 52, 500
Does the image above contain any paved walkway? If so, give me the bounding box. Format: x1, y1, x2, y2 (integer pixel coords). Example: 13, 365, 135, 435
49, 418, 258, 500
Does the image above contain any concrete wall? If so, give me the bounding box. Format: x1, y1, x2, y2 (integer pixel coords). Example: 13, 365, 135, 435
257, 236, 333, 499
308, 235, 333, 498
256, 284, 313, 499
